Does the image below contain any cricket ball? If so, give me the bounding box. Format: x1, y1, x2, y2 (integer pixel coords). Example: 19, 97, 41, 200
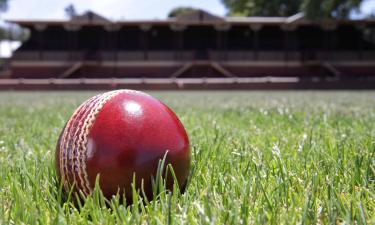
55, 90, 190, 200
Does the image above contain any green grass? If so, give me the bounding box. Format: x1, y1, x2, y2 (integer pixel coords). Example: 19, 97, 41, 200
0, 91, 374, 224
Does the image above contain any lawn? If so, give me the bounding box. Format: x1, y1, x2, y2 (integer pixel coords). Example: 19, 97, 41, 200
0, 91, 373, 224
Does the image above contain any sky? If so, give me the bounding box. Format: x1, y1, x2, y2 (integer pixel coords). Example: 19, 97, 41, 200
1, 0, 375, 21
1, 0, 227, 20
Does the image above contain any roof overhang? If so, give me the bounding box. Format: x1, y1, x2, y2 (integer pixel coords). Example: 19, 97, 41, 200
6, 10, 375, 28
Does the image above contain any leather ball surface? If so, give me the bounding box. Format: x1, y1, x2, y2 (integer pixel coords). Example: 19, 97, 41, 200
55, 90, 191, 200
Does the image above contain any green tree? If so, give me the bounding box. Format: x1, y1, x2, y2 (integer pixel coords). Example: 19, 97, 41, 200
0, 0, 10, 40
222, 0, 300, 17
222, 0, 364, 20
168, 7, 197, 18
301, 0, 362, 19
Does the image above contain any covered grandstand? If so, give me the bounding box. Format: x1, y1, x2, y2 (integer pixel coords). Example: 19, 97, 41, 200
2, 10, 375, 89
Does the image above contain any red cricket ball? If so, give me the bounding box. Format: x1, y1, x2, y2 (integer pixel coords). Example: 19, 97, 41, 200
55, 90, 191, 200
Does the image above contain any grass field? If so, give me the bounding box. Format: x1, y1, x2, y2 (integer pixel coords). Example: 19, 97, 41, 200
0, 91, 374, 224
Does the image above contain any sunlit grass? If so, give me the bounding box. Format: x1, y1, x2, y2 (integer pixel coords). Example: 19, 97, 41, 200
0, 91, 374, 224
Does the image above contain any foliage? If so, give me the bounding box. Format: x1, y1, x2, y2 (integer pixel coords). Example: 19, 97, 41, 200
0, 27, 6, 39
301, 0, 362, 19
0, 25, 29, 41
0, 0, 8, 12
168, 7, 197, 18
222, 0, 364, 20
0, 91, 374, 224
221, 0, 300, 17
64, 3, 77, 19
0, 0, 26, 41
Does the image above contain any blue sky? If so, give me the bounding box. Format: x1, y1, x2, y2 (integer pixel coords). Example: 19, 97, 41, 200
1, 0, 375, 20
1, 0, 227, 20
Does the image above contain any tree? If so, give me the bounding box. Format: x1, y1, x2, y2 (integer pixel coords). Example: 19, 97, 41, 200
64, 3, 77, 18
301, 0, 362, 20
222, 0, 364, 20
168, 7, 197, 18
0, 0, 10, 40
0, 0, 8, 12
222, 0, 300, 17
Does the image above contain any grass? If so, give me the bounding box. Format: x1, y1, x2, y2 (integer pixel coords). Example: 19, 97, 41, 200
0, 91, 374, 224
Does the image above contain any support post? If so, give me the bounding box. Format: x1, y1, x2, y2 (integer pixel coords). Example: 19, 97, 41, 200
64, 24, 81, 61
34, 24, 47, 60
250, 24, 262, 61
140, 24, 151, 61
356, 24, 365, 61
214, 23, 230, 61
170, 23, 186, 61
281, 24, 297, 62
105, 24, 121, 76
321, 20, 337, 62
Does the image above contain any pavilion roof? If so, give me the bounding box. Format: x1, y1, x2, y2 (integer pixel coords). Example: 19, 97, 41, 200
6, 10, 375, 27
